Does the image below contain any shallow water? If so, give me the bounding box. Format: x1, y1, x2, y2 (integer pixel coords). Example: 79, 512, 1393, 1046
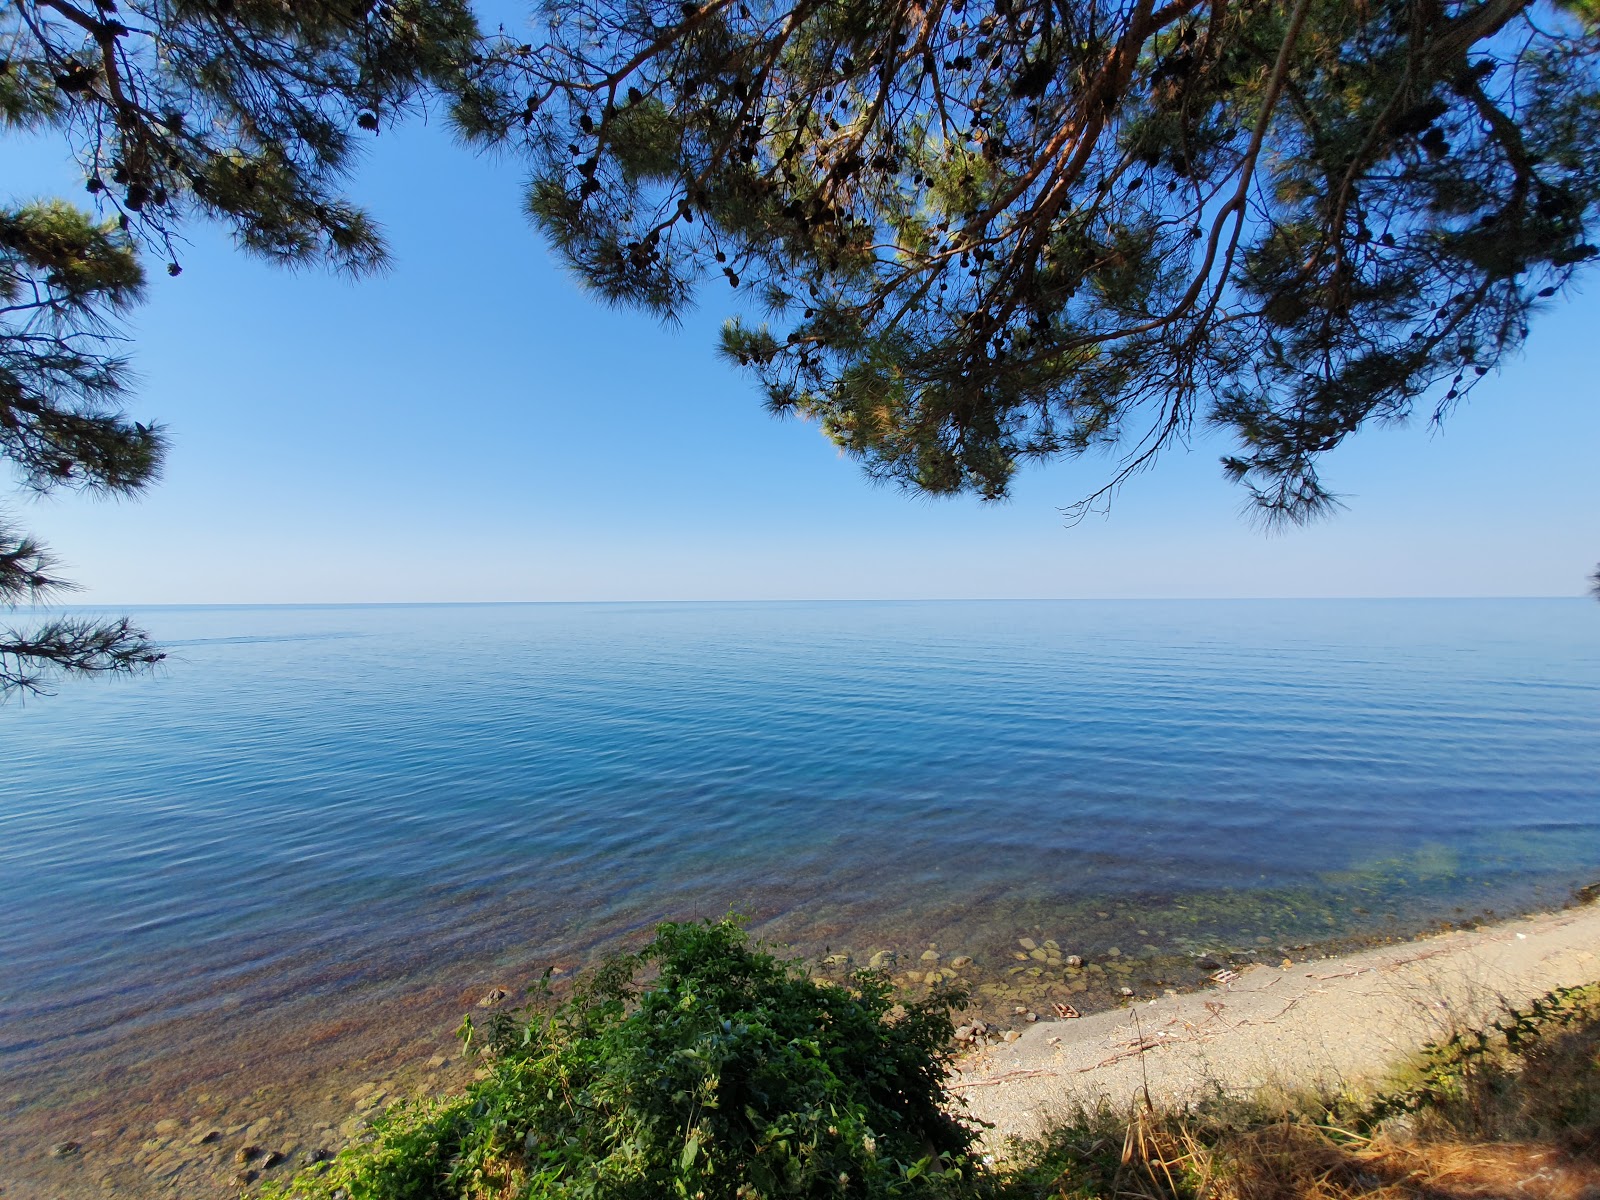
3, 599, 1598, 1132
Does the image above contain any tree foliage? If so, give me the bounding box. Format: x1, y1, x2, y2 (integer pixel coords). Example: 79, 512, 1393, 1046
459, 0, 1600, 521
0, 0, 477, 695
0, 197, 164, 694
9, 0, 1599, 694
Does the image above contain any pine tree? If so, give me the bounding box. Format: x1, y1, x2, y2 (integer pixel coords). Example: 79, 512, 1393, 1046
10, 0, 1599, 693
1, 0, 477, 695
458, 0, 1600, 522
0, 200, 162, 694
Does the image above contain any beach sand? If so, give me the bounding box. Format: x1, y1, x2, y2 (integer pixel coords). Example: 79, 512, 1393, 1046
955, 900, 1600, 1149
11, 901, 1598, 1199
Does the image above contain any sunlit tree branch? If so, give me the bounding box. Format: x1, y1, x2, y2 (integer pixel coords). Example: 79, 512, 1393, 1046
457, 0, 1600, 526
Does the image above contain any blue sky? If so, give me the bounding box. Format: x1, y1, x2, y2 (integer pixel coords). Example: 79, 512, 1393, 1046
4, 106, 1598, 602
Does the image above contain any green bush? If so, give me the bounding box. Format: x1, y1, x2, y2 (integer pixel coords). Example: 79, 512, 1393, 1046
266, 919, 977, 1199
262, 931, 1600, 1200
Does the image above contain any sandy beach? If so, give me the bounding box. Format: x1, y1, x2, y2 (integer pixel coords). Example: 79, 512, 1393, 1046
12, 899, 1599, 1200
955, 900, 1600, 1149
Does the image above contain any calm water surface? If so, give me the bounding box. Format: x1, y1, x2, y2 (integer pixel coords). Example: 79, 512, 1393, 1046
3, 599, 1599, 1111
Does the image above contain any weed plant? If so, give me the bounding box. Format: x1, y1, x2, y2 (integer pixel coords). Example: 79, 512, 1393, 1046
1003, 981, 1600, 1199
264, 919, 976, 1199
1366, 981, 1600, 1150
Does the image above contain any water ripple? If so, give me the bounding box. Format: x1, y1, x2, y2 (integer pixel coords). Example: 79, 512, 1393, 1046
2, 599, 1598, 1088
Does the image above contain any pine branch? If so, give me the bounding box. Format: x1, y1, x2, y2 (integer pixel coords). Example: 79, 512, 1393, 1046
479, 0, 1600, 519
0, 521, 68, 602
0, 615, 164, 698
0, 0, 482, 699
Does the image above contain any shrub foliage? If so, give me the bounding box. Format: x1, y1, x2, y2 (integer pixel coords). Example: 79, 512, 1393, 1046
266, 923, 1600, 1200
459, 0, 1600, 519
269, 919, 976, 1199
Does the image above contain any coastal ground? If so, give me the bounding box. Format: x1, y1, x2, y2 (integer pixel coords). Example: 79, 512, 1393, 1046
955, 900, 1600, 1147
8, 899, 1599, 1200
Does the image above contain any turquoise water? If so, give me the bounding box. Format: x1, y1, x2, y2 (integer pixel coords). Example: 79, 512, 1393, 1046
3, 599, 1599, 1101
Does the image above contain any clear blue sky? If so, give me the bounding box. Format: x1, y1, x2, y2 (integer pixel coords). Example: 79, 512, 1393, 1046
4, 103, 1598, 602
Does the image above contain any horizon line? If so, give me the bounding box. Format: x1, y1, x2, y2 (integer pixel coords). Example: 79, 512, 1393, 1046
19, 594, 1586, 609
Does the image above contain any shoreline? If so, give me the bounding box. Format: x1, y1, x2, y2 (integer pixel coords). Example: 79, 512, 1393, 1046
8, 892, 1598, 1200
955, 897, 1600, 1150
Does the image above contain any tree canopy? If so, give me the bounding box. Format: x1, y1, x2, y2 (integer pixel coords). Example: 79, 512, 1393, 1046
0, 0, 477, 694
5, 0, 1600, 693
458, 0, 1600, 518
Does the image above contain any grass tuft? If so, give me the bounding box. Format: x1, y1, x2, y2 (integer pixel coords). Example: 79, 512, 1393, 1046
1002, 981, 1600, 1199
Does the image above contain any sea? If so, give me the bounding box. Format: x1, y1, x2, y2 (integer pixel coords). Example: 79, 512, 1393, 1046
2, 599, 1599, 1178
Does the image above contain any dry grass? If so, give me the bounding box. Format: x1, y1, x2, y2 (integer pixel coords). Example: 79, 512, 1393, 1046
1217, 1126, 1600, 1200
1004, 984, 1600, 1200
1024, 1114, 1600, 1200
